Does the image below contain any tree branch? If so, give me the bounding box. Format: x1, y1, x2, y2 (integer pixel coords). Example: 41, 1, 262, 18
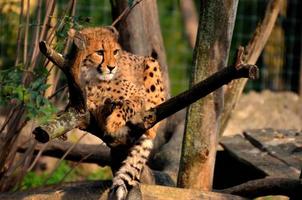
33, 108, 90, 143
220, 178, 302, 199
0, 181, 246, 200
220, 0, 282, 135
180, 0, 198, 48
34, 43, 258, 145
33, 40, 90, 143
39, 41, 65, 71
127, 47, 257, 141
17, 139, 111, 166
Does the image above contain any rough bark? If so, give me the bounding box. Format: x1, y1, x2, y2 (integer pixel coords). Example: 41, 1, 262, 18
299, 29, 302, 95
0, 181, 246, 200
34, 40, 257, 144
180, 0, 198, 48
33, 108, 89, 143
110, 0, 170, 98
177, 0, 238, 190
220, 0, 282, 135
18, 139, 111, 166
32, 41, 90, 143
220, 178, 302, 199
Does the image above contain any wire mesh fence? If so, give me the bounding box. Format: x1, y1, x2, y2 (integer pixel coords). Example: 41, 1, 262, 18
0, 0, 301, 95
0, 0, 301, 192
231, 0, 302, 92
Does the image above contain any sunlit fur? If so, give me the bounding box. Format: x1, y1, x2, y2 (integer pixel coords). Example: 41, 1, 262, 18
73, 27, 166, 200
79, 27, 121, 82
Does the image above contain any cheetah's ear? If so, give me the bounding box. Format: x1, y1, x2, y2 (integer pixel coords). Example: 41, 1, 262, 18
68, 29, 86, 50
106, 26, 119, 40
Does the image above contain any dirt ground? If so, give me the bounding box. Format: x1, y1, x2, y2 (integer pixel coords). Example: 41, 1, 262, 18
223, 90, 302, 136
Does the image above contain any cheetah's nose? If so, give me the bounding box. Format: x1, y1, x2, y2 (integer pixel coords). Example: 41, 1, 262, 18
107, 65, 115, 72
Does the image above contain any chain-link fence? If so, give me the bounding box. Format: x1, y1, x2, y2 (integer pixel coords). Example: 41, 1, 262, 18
231, 0, 302, 92
1, 0, 301, 95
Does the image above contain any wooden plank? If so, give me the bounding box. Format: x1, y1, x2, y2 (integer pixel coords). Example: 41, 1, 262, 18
0, 181, 246, 200
220, 134, 297, 178
243, 129, 301, 178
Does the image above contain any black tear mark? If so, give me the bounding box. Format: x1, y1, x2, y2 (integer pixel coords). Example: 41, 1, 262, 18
151, 49, 158, 60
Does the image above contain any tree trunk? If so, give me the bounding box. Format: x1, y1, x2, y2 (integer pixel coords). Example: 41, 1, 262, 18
299, 29, 302, 95
180, 0, 198, 48
110, 0, 170, 97
0, 181, 246, 200
220, 0, 282, 135
178, 0, 238, 190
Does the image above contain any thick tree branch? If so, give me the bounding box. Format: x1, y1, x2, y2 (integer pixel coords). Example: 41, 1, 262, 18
220, 0, 282, 135
39, 41, 87, 111
149, 50, 256, 128
34, 43, 258, 144
0, 181, 245, 200
180, 0, 198, 48
38, 42, 65, 71
33, 41, 90, 143
33, 108, 90, 143
126, 47, 257, 143
18, 139, 111, 166
220, 178, 302, 199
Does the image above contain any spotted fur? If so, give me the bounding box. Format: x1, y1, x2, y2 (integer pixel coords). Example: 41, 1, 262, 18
72, 27, 166, 199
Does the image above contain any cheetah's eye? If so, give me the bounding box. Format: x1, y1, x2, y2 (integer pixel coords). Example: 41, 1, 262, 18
113, 49, 120, 56
96, 50, 104, 56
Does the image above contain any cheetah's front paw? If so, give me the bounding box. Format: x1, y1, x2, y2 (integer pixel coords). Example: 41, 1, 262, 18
102, 98, 124, 117
105, 111, 126, 134
108, 181, 128, 200
108, 180, 142, 200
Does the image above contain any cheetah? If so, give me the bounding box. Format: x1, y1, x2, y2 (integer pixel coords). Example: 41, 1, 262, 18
69, 26, 166, 200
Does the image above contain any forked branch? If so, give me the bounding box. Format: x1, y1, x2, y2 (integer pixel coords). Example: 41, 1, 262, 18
220, 0, 282, 135
39, 42, 65, 71
33, 43, 258, 144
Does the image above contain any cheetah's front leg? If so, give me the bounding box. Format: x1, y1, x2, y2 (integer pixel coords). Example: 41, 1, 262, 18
104, 98, 141, 138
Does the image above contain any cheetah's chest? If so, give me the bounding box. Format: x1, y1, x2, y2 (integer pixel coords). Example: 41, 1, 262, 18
85, 79, 145, 112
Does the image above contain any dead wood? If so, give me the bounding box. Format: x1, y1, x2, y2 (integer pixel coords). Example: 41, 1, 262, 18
180, 0, 198, 48
33, 41, 90, 143
0, 181, 246, 200
177, 0, 239, 190
33, 40, 258, 144
16, 139, 177, 186
220, 177, 302, 199
220, 0, 283, 135
17, 139, 111, 166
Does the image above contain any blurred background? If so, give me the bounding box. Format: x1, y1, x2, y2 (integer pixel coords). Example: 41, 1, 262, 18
1, 0, 301, 95
0, 0, 301, 192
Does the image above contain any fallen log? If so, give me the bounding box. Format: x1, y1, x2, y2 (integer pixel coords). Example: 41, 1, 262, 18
17, 139, 111, 166
220, 177, 302, 199
0, 181, 246, 200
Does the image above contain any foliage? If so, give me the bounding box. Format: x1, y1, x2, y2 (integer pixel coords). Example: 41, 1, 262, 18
21, 161, 75, 189
21, 171, 45, 189
157, 0, 192, 95
21, 161, 111, 190
86, 166, 112, 181
0, 64, 57, 123
0, 1, 19, 67
55, 15, 91, 52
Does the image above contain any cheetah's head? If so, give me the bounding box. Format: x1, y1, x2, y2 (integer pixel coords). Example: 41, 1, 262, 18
69, 26, 121, 82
